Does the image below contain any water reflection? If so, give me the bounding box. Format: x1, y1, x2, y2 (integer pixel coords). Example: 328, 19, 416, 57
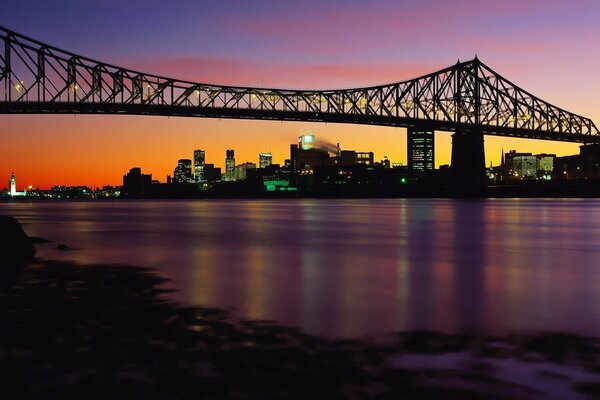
3, 199, 600, 338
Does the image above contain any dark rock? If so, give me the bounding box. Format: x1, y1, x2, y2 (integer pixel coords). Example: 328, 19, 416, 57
29, 236, 50, 244
0, 216, 36, 263
56, 244, 71, 251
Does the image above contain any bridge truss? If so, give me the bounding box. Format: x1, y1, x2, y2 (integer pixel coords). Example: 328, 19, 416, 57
0, 26, 598, 143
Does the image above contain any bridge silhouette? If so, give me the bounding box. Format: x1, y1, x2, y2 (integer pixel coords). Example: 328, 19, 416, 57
1, 26, 599, 193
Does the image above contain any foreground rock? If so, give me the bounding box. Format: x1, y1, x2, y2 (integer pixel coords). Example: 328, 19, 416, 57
0, 216, 36, 263
2, 259, 600, 399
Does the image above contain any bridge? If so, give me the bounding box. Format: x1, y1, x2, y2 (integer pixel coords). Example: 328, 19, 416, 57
1, 26, 599, 193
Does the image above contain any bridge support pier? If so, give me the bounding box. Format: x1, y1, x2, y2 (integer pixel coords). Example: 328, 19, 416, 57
450, 130, 487, 197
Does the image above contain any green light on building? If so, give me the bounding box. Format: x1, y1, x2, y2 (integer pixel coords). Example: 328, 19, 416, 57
264, 179, 295, 192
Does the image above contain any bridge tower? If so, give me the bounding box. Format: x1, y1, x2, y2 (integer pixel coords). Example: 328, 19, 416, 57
450, 130, 487, 196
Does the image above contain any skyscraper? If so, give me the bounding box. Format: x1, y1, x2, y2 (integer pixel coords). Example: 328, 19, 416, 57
407, 128, 434, 171
194, 149, 205, 181
225, 149, 235, 181
174, 159, 192, 183
259, 153, 272, 169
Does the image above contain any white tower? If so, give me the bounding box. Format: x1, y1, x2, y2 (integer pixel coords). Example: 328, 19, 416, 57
9, 172, 16, 196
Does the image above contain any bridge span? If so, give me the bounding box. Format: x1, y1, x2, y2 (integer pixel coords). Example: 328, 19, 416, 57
1, 26, 599, 193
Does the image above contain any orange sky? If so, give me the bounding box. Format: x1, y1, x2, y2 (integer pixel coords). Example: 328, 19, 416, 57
1, 113, 583, 190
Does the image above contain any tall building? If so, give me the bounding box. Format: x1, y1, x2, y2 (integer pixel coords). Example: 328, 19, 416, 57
203, 164, 222, 183
7, 172, 26, 197
225, 149, 235, 181
193, 150, 205, 181
234, 162, 257, 181
259, 153, 272, 169
407, 128, 434, 171
290, 144, 299, 174
123, 167, 152, 196
9, 172, 16, 196
174, 159, 192, 183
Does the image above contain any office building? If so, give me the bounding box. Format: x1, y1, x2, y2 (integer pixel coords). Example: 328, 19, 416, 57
123, 167, 152, 195
407, 128, 434, 171
536, 154, 555, 179
259, 153, 273, 169
234, 162, 256, 181
225, 149, 235, 181
193, 149, 205, 181
356, 152, 374, 165
203, 164, 222, 183
174, 159, 192, 183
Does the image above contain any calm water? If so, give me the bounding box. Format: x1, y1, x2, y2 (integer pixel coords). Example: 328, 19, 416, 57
3, 199, 600, 338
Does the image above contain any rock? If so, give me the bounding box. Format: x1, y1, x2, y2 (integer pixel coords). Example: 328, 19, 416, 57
56, 244, 71, 251
30, 236, 50, 244
0, 216, 37, 262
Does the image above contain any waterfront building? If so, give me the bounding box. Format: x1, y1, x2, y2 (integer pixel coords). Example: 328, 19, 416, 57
407, 128, 434, 171
193, 150, 205, 181
259, 153, 273, 169
123, 167, 152, 195
174, 159, 193, 183
234, 162, 256, 181
8, 173, 26, 197
356, 152, 374, 165
536, 154, 556, 179
224, 149, 235, 181
203, 164, 222, 183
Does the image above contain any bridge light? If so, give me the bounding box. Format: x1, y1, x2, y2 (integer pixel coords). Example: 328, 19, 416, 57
73, 83, 79, 91
14, 80, 25, 94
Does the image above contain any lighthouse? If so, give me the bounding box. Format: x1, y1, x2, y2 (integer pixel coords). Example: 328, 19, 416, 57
9, 172, 16, 196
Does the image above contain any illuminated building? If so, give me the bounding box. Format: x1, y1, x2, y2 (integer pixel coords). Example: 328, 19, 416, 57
290, 144, 299, 173
174, 159, 192, 183
407, 128, 434, 171
356, 152, 374, 165
8, 173, 26, 197
234, 162, 256, 181
193, 150, 205, 181
299, 133, 315, 150
536, 154, 555, 179
512, 155, 537, 178
381, 156, 391, 168
259, 153, 273, 169
224, 149, 235, 181
10, 173, 16, 196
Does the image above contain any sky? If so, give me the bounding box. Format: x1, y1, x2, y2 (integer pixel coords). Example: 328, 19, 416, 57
2, 0, 600, 188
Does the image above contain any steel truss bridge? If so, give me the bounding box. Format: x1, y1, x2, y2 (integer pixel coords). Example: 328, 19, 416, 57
0, 25, 598, 145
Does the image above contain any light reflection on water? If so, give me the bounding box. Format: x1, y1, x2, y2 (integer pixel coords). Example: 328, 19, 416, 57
3, 198, 600, 338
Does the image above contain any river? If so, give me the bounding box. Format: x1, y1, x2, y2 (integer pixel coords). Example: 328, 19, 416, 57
3, 198, 600, 338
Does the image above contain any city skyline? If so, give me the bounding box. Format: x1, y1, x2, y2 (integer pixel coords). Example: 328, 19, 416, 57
1, 0, 599, 188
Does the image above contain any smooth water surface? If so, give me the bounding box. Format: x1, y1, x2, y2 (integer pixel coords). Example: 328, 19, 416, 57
3, 199, 600, 338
